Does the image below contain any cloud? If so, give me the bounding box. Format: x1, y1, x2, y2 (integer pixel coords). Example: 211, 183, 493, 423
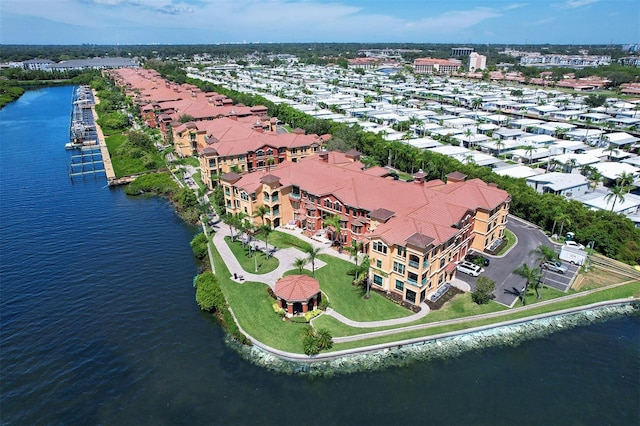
562, 0, 600, 8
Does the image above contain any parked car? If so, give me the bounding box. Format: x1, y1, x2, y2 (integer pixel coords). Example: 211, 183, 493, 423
465, 251, 490, 266
456, 261, 484, 277
541, 261, 568, 274
564, 241, 585, 250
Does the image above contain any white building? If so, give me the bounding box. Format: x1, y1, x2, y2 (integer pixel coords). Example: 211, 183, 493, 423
469, 52, 487, 71
526, 172, 590, 198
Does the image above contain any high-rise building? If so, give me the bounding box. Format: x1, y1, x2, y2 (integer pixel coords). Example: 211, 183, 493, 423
469, 52, 487, 71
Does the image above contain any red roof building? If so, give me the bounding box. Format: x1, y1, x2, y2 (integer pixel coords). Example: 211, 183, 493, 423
221, 152, 510, 306
274, 275, 321, 315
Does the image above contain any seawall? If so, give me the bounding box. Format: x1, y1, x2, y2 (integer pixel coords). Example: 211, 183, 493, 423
227, 300, 639, 376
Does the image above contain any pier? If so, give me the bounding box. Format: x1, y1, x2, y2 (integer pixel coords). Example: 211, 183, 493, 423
66, 86, 116, 183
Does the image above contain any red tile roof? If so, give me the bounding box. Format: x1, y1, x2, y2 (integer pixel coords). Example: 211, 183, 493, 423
275, 275, 320, 302
230, 152, 510, 247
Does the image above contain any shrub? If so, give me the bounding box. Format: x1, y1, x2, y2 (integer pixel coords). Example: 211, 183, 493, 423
195, 272, 222, 312
272, 302, 286, 317
304, 309, 322, 322
471, 276, 496, 305
190, 232, 209, 260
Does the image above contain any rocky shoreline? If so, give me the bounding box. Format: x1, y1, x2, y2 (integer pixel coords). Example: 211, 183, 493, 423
227, 301, 639, 376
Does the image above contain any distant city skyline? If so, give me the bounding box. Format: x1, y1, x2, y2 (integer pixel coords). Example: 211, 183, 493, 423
0, 0, 637, 46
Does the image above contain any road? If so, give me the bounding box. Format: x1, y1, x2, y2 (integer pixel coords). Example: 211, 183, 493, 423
457, 215, 578, 307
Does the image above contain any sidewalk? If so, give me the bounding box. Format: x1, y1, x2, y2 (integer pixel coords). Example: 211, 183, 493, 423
210, 221, 329, 289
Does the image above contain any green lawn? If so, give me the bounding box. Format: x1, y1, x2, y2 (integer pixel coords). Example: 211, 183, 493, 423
211, 243, 309, 353
253, 230, 313, 252
224, 236, 279, 274
314, 254, 412, 322
330, 282, 640, 351
496, 228, 516, 255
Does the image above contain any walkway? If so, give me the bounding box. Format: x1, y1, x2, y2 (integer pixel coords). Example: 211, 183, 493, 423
210, 219, 476, 328
210, 218, 330, 289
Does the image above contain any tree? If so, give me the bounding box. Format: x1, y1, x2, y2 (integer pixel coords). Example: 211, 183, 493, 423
587, 169, 602, 191
524, 145, 537, 165
471, 276, 496, 305
253, 204, 270, 226
305, 246, 322, 278
294, 257, 307, 274
223, 213, 238, 242
605, 185, 626, 212
493, 139, 505, 156
316, 328, 333, 350
531, 245, 558, 266
617, 171, 635, 188
258, 224, 273, 257
513, 263, 543, 302
323, 214, 343, 247
344, 239, 364, 273
584, 94, 607, 109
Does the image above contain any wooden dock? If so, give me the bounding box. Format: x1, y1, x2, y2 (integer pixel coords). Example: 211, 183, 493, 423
90, 91, 117, 183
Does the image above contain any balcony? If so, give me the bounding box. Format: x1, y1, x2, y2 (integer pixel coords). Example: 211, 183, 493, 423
406, 278, 418, 286
289, 192, 301, 200
408, 260, 419, 269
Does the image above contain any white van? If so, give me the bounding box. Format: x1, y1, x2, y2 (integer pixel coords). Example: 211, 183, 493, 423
456, 261, 484, 277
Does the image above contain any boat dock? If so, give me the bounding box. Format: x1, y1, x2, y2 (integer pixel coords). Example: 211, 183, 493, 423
66, 86, 116, 183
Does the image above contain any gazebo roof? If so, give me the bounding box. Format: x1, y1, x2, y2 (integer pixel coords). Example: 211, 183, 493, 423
274, 275, 320, 302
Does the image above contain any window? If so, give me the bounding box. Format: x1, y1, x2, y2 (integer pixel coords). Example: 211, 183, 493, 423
408, 254, 420, 269
373, 275, 383, 286
439, 258, 445, 268
393, 261, 405, 275
407, 272, 418, 285
395, 280, 404, 291
406, 289, 416, 303
376, 259, 382, 268
397, 246, 406, 258
266, 149, 273, 156
372, 241, 388, 255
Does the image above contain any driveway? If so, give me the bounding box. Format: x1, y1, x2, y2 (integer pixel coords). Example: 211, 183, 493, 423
457, 215, 578, 307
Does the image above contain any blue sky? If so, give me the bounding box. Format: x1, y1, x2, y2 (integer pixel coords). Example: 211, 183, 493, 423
0, 0, 638, 45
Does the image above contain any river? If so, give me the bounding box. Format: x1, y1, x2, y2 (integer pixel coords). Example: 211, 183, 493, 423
0, 86, 638, 425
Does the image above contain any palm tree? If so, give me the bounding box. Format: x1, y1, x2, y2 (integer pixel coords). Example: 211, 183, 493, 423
316, 328, 333, 349
258, 224, 272, 257
564, 158, 578, 173
223, 213, 239, 242
524, 145, 537, 165
253, 204, 270, 226
323, 214, 342, 247
558, 214, 571, 240
513, 263, 543, 302
344, 239, 364, 273
617, 171, 635, 188
294, 257, 307, 274
305, 246, 322, 278
493, 139, 505, 157
471, 97, 483, 116
605, 144, 619, 160
588, 169, 603, 191
605, 185, 626, 212
531, 244, 558, 266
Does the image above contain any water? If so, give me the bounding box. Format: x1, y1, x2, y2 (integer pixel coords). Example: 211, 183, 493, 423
1, 87, 638, 426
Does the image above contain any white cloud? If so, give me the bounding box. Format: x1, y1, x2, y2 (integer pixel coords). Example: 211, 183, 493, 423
563, 0, 600, 8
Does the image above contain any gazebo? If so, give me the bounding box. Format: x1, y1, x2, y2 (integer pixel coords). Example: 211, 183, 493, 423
274, 275, 321, 315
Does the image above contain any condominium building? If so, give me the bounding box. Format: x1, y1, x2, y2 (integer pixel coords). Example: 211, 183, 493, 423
469, 52, 487, 71
413, 58, 461, 75
220, 151, 510, 306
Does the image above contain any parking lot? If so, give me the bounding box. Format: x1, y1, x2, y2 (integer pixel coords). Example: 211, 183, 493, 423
456, 216, 580, 307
